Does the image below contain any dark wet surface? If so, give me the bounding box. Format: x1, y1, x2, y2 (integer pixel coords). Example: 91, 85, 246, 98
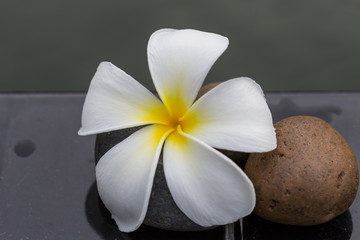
85, 182, 223, 240
243, 211, 353, 240
269, 98, 342, 123
14, 139, 36, 157
0, 92, 359, 239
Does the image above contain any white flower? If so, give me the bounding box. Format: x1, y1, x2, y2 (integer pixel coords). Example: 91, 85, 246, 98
79, 29, 276, 232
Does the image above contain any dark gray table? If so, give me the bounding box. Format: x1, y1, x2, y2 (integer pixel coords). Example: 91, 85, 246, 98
0, 92, 359, 240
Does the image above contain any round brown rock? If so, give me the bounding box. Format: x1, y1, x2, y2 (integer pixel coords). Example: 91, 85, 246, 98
196, 82, 221, 99
244, 116, 359, 226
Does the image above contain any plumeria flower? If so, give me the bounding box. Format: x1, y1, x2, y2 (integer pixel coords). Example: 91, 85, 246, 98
79, 29, 276, 232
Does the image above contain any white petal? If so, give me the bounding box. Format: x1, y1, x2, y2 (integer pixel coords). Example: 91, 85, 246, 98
163, 131, 255, 227
95, 125, 172, 232
147, 29, 228, 118
182, 78, 276, 152
79, 62, 169, 135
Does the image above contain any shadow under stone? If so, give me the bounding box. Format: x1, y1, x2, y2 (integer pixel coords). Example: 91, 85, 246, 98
94, 127, 212, 231
85, 182, 130, 240
85, 182, 223, 240
243, 211, 353, 240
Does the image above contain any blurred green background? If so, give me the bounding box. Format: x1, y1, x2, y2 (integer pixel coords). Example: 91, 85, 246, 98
1, 0, 359, 92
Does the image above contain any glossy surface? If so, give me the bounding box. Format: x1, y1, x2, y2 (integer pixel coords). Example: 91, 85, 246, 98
0, 92, 359, 239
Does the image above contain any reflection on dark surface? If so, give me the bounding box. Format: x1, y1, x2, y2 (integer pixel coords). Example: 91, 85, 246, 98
269, 98, 342, 123
243, 211, 353, 240
85, 182, 128, 239
85, 182, 224, 240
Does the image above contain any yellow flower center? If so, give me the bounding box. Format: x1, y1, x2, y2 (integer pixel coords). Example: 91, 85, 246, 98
167, 117, 182, 131
146, 90, 201, 143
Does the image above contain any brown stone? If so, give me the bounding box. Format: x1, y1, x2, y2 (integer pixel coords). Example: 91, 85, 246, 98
244, 116, 359, 226
218, 149, 249, 169
196, 82, 222, 100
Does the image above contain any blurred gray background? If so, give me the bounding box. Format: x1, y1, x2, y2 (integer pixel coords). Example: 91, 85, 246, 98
1, 0, 359, 92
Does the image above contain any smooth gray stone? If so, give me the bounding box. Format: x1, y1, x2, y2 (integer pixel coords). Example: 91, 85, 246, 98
95, 127, 213, 231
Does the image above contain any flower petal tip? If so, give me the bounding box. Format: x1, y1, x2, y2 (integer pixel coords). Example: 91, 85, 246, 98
112, 215, 141, 233
77, 128, 85, 136
98, 61, 112, 68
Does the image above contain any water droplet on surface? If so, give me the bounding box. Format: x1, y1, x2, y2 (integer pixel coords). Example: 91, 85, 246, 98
14, 140, 36, 157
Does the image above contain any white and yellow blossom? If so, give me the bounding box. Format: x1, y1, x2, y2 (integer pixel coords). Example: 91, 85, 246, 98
79, 29, 276, 232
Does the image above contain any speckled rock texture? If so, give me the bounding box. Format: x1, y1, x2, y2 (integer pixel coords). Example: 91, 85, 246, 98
245, 116, 359, 226
95, 128, 248, 231
95, 127, 211, 231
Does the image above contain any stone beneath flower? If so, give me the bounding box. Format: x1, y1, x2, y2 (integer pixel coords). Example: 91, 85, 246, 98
196, 82, 222, 100
79, 29, 276, 232
95, 128, 213, 231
